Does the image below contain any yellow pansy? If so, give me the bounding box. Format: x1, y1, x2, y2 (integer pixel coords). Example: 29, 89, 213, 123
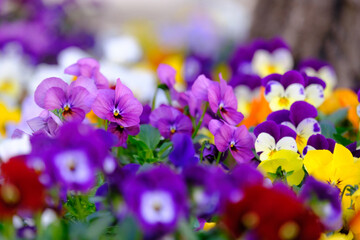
304, 144, 360, 222
319, 232, 353, 240
258, 150, 305, 186
0, 102, 21, 137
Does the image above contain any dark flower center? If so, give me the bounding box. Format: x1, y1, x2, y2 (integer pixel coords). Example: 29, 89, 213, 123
113, 109, 123, 119
67, 159, 76, 172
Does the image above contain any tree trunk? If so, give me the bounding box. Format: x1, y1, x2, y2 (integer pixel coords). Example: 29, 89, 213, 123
250, 0, 360, 89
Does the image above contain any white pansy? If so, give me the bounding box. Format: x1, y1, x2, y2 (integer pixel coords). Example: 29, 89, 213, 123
141, 190, 175, 224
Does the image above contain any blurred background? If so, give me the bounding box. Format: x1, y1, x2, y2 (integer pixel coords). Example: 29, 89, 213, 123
1, 0, 360, 108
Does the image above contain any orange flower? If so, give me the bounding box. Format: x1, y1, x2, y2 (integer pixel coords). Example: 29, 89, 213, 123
319, 88, 359, 129
242, 87, 271, 128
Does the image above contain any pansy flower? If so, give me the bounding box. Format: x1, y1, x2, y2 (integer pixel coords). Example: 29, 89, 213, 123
169, 133, 199, 168
357, 89, 360, 117
123, 166, 188, 238
254, 120, 297, 161
303, 134, 336, 156
298, 58, 337, 98
303, 73, 326, 108
92, 78, 143, 127
107, 122, 140, 148
26, 110, 62, 137
208, 74, 244, 125
209, 120, 253, 163
149, 105, 192, 138
251, 38, 293, 77
221, 183, 323, 240
34, 77, 97, 122
268, 101, 321, 153
262, 70, 306, 111
157, 63, 176, 89
303, 144, 360, 221
0, 156, 45, 218
64, 58, 109, 89
299, 176, 342, 231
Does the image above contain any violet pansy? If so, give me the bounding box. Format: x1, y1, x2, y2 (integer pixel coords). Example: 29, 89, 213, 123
64, 58, 109, 89
208, 74, 244, 125
34, 77, 97, 122
92, 78, 143, 127
209, 120, 253, 163
149, 105, 192, 138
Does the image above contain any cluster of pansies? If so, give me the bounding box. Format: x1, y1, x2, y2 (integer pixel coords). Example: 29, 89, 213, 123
1, 34, 360, 240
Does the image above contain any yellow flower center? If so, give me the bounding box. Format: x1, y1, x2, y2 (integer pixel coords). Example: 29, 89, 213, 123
242, 212, 259, 229
113, 109, 120, 117
266, 64, 277, 74
64, 104, 70, 112
1, 183, 20, 206
279, 221, 299, 240
170, 127, 176, 134
278, 97, 289, 107
72, 76, 78, 81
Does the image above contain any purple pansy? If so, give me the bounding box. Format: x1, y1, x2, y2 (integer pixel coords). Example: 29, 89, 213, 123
123, 166, 188, 238
303, 134, 336, 156
107, 123, 140, 148
182, 165, 230, 218
267, 101, 321, 153
157, 64, 176, 89
34, 77, 97, 122
209, 120, 254, 163
262, 70, 306, 111
191, 74, 214, 102
253, 120, 297, 161
299, 176, 342, 231
169, 133, 199, 168
208, 74, 244, 125
28, 122, 114, 192
92, 78, 143, 127
64, 58, 109, 89
26, 110, 62, 137
149, 105, 192, 138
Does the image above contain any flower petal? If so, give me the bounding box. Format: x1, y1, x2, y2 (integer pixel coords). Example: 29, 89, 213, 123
35, 78, 68, 108
284, 83, 305, 103
264, 81, 284, 102
43, 87, 66, 110
255, 132, 276, 153
276, 136, 297, 152
297, 118, 321, 140
92, 89, 115, 120
305, 84, 325, 107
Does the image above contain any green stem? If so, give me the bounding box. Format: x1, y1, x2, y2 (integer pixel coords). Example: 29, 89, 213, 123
192, 102, 209, 139
340, 184, 353, 202
165, 89, 172, 106
151, 87, 159, 110
216, 151, 222, 165
199, 141, 206, 163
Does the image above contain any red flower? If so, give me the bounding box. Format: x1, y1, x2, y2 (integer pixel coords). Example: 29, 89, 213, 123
0, 156, 45, 218
221, 185, 323, 240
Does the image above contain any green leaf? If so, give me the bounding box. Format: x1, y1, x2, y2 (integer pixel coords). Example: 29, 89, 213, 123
319, 120, 336, 139
136, 125, 161, 150
321, 108, 348, 125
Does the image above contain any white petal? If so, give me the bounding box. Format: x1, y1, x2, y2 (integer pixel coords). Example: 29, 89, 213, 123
264, 81, 284, 102
281, 121, 296, 132
252, 49, 272, 76
297, 118, 321, 140
305, 84, 325, 107
234, 85, 253, 102
357, 105, 360, 117
255, 132, 276, 153
259, 149, 274, 161
272, 48, 294, 72
318, 66, 337, 90
141, 191, 175, 224
276, 136, 298, 152
284, 83, 306, 104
